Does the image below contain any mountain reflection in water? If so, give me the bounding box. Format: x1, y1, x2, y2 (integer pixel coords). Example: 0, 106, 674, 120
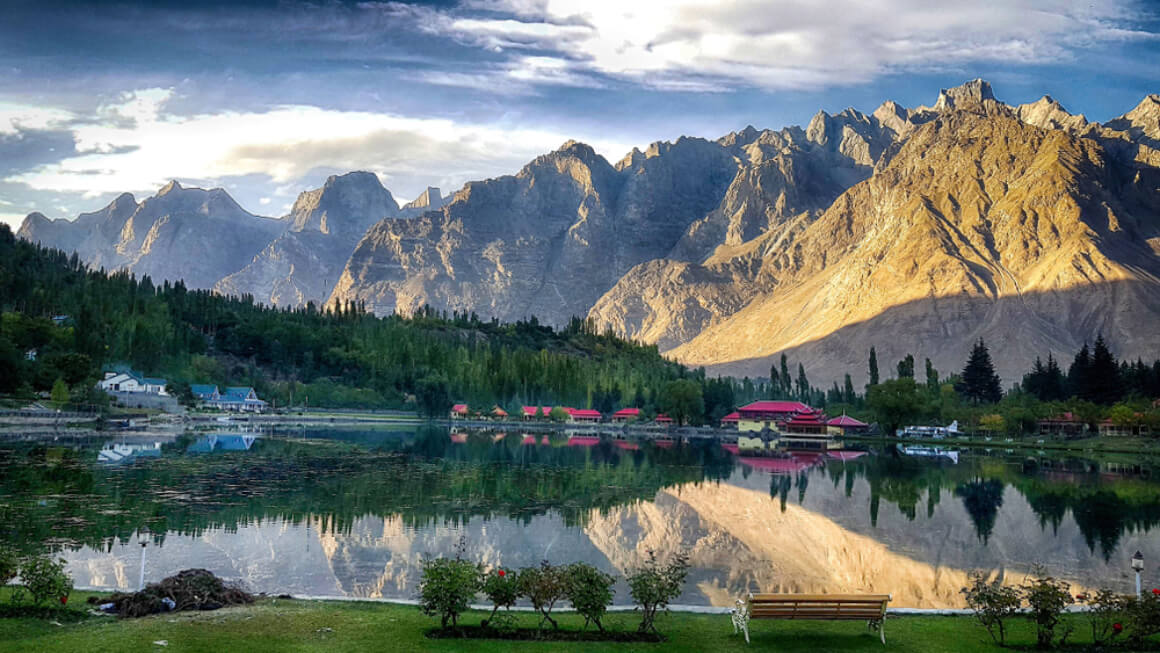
1, 427, 1158, 608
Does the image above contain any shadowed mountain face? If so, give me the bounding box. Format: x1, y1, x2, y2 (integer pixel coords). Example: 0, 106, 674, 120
214, 172, 401, 307
18, 181, 282, 290
327, 139, 742, 323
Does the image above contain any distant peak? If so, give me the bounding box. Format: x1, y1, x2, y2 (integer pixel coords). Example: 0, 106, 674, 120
24, 211, 49, 222
934, 79, 996, 111
158, 179, 182, 196
557, 139, 596, 157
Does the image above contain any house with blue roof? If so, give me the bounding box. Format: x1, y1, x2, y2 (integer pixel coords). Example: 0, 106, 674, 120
191, 384, 220, 402
201, 386, 268, 412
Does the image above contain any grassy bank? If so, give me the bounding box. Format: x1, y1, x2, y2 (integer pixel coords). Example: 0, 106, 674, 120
3, 591, 1159, 652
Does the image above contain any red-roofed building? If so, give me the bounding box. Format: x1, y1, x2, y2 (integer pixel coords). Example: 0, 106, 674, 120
826, 414, 869, 436
720, 412, 740, 429
1038, 412, 1087, 437
490, 406, 508, 420
567, 408, 602, 423
737, 400, 813, 432
612, 407, 641, 423
783, 410, 840, 450
522, 406, 553, 421
655, 413, 673, 425
450, 403, 468, 420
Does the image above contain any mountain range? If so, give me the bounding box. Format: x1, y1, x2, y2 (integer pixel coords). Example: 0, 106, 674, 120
18, 80, 1160, 385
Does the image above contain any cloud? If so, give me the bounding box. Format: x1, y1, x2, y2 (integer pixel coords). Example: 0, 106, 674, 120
10, 88, 638, 209
431, 0, 1159, 90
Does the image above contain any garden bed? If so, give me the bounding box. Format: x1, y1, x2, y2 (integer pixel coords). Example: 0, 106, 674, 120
426, 625, 664, 642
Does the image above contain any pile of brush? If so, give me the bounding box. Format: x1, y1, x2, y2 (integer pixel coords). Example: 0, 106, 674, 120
88, 569, 253, 618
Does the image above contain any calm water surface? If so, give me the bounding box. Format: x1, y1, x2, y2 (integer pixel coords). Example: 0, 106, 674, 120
1, 426, 1157, 608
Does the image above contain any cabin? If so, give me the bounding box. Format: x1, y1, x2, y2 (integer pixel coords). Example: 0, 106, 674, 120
567, 408, 602, 423
207, 387, 268, 413
612, 407, 641, 423
720, 411, 740, 429
99, 370, 168, 396
655, 413, 673, 426
1037, 412, 1087, 437
490, 406, 509, 420
450, 403, 469, 420
827, 414, 869, 436
737, 400, 812, 432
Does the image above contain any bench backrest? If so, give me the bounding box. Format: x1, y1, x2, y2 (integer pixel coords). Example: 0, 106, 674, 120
748, 594, 890, 620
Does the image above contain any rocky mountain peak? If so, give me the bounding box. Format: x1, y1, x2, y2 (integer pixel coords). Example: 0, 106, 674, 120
288, 171, 398, 234
933, 78, 996, 111
403, 186, 444, 211
1016, 95, 1088, 131
158, 179, 182, 196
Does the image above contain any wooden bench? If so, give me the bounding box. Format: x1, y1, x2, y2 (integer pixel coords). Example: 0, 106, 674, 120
730, 593, 892, 644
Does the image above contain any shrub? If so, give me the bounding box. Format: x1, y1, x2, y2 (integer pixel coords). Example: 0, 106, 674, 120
0, 547, 19, 587
481, 567, 519, 627
627, 549, 690, 634
517, 561, 567, 630
960, 571, 1021, 645
1076, 589, 1129, 646
418, 554, 482, 629
1125, 589, 1160, 643
13, 555, 72, 606
1020, 566, 1073, 649
564, 562, 615, 633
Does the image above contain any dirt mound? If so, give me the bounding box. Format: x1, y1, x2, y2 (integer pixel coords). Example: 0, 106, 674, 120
90, 569, 253, 618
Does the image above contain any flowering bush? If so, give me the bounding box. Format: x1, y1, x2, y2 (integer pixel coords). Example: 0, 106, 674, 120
626, 549, 690, 634
481, 567, 519, 628
1020, 566, 1074, 649
12, 555, 73, 606
564, 563, 616, 633
960, 571, 1021, 645
517, 561, 568, 630
1076, 588, 1129, 646
417, 554, 482, 630
1125, 589, 1160, 643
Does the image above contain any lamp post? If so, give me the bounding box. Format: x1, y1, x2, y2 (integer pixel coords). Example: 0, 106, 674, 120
1132, 550, 1144, 599
138, 526, 151, 591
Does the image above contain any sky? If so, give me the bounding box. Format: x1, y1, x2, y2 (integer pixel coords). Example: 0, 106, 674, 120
1, 0, 1159, 229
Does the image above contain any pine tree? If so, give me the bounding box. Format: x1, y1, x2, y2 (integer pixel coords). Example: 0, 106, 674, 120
1088, 334, 1122, 405
957, 339, 1002, 404
769, 364, 780, 399
868, 347, 880, 387
1068, 343, 1093, 400
843, 374, 856, 404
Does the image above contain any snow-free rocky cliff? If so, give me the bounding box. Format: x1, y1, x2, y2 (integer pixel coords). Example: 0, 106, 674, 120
19, 80, 1160, 384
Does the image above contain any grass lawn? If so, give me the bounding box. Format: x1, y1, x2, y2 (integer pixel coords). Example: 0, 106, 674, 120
3, 591, 1160, 652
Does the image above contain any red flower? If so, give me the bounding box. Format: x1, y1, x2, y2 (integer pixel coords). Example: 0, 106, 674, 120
1114, 623, 1123, 633
498, 570, 505, 577
1152, 588, 1160, 596
59, 596, 68, 605
1075, 594, 1087, 601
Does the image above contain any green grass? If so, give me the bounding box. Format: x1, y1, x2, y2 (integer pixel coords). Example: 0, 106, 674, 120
3, 590, 1159, 652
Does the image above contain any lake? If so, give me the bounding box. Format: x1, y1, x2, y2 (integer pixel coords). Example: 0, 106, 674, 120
1, 426, 1157, 608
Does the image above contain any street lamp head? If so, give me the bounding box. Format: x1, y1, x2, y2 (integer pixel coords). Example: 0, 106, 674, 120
1132, 550, 1144, 571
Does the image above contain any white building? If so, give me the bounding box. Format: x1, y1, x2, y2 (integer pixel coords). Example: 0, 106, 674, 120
99, 370, 168, 396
